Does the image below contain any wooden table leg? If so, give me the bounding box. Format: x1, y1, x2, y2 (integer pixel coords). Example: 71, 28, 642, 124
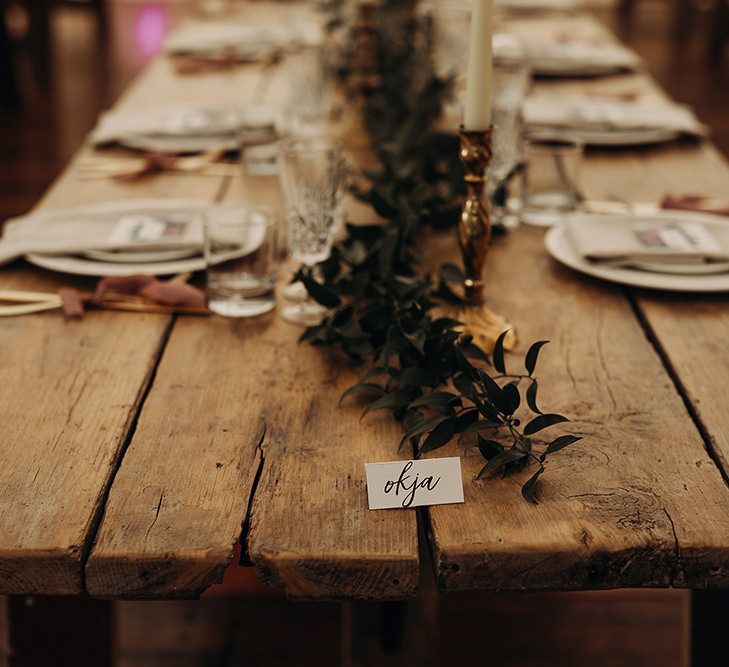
26, 0, 52, 90
0, 8, 19, 110
7, 596, 112, 667
342, 525, 439, 667
691, 590, 729, 666
1, 597, 8, 667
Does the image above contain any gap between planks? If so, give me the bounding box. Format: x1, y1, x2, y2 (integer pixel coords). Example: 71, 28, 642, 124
78, 173, 237, 593
626, 291, 729, 491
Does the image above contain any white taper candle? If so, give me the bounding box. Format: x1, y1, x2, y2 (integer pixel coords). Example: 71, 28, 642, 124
463, 0, 493, 131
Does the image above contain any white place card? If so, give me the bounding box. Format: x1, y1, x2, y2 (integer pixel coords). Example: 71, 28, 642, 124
365, 457, 465, 510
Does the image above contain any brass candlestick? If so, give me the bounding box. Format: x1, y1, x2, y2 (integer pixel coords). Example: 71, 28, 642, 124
455, 125, 517, 352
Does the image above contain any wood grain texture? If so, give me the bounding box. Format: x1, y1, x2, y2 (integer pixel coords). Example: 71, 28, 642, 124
424, 10, 729, 594
579, 142, 729, 483
85, 15, 418, 600
425, 226, 729, 593
0, 55, 227, 594
86, 163, 418, 600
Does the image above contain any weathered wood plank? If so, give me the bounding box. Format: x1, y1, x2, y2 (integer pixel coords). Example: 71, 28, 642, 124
86, 164, 419, 599
85, 9, 418, 599
0, 54, 229, 594
425, 14, 729, 593
425, 224, 729, 593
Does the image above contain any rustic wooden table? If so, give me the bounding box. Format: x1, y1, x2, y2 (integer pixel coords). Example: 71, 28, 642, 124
1, 5, 728, 665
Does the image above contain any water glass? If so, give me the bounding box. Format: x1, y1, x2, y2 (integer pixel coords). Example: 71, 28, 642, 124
283, 46, 331, 138
521, 134, 584, 227
204, 203, 278, 317
489, 46, 531, 227
277, 138, 348, 325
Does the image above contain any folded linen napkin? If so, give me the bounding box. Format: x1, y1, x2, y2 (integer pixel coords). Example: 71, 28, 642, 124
524, 97, 707, 137
0, 200, 205, 267
91, 105, 244, 145
497, 0, 581, 13
164, 20, 322, 61
565, 211, 729, 273
528, 41, 641, 74
90, 104, 277, 152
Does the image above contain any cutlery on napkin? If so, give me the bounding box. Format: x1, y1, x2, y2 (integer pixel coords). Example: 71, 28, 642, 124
0, 200, 205, 267
89, 104, 278, 153
564, 211, 729, 274
164, 20, 322, 63
524, 97, 707, 137
527, 40, 641, 74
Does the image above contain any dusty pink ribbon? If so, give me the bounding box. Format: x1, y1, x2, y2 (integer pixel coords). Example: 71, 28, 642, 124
59, 275, 206, 319
662, 195, 729, 218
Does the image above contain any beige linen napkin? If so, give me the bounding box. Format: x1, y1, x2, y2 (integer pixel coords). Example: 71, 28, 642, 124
164, 20, 322, 60
0, 200, 205, 266
524, 98, 707, 137
565, 212, 729, 271
90, 105, 248, 148
528, 41, 641, 73
497, 0, 581, 13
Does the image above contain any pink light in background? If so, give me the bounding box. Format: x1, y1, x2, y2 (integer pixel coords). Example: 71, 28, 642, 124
134, 5, 168, 59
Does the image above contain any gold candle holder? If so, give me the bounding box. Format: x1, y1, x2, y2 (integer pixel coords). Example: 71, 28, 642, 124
455, 125, 517, 352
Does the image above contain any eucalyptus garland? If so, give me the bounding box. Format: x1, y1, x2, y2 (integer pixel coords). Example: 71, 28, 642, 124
297, 0, 581, 502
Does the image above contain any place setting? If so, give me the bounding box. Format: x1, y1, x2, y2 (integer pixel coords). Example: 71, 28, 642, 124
5, 0, 729, 662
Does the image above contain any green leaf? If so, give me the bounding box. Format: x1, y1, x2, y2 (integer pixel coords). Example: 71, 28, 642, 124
476, 448, 527, 479
492, 330, 509, 374
525, 340, 549, 376
359, 366, 391, 382
362, 389, 412, 418
452, 372, 475, 399
502, 382, 520, 415
523, 413, 570, 435
339, 382, 384, 406
462, 343, 490, 364
454, 408, 479, 432
476, 435, 504, 460
459, 418, 502, 440
403, 328, 426, 355
526, 380, 541, 415
543, 434, 582, 457
455, 345, 478, 381
408, 391, 459, 410
477, 370, 505, 410
396, 366, 440, 387
300, 274, 341, 309
521, 466, 544, 503
399, 414, 449, 450
419, 418, 456, 454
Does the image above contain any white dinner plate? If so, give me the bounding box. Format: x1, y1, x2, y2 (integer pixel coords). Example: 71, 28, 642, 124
25, 201, 267, 277
115, 133, 240, 154
26, 252, 207, 277
83, 247, 200, 263
528, 125, 680, 147
545, 224, 729, 292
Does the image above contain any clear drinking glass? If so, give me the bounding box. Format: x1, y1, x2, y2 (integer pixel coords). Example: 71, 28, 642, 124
521, 134, 584, 227
283, 45, 331, 138
488, 41, 531, 228
277, 138, 348, 326
204, 203, 278, 317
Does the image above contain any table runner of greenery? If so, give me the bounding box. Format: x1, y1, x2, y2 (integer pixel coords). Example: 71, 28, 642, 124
298, 0, 580, 502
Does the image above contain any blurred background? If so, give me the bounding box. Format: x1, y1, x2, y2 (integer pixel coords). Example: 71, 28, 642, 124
0, 0, 725, 664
